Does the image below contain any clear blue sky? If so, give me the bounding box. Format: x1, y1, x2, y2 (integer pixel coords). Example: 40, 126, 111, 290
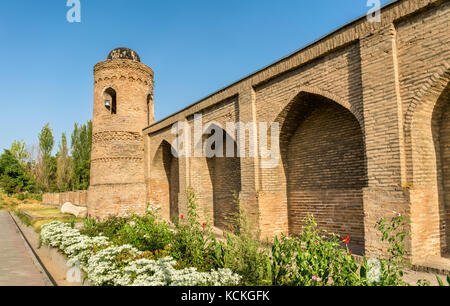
0, 0, 392, 153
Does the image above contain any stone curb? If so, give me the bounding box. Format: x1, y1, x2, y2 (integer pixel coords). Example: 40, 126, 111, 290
8, 212, 55, 286
10, 212, 91, 286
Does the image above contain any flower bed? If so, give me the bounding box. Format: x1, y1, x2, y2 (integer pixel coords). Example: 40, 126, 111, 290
39, 221, 241, 286
39, 189, 433, 286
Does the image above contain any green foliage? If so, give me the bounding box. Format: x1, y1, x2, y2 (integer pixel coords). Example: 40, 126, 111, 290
0, 150, 35, 194
436, 275, 450, 286
115, 214, 174, 252
269, 213, 413, 286
271, 215, 364, 286
3, 120, 92, 194
373, 214, 410, 286
10, 140, 30, 169
417, 279, 431, 286
36, 123, 56, 192
71, 121, 92, 190
39, 123, 54, 158
171, 187, 214, 269
81, 212, 174, 253
210, 197, 272, 285
81, 215, 127, 238
78, 190, 418, 286
15, 211, 31, 227
56, 133, 72, 192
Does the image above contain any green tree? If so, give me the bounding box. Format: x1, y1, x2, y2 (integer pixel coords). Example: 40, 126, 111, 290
0, 150, 34, 194
36, 123, 55, 192
56, 133, 72, 192
39, 123, 54, 158
10, 140, 31, 169
71, 120, 92, 190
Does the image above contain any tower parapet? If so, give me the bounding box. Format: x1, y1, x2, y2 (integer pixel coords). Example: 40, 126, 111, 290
88, 48, 154, 218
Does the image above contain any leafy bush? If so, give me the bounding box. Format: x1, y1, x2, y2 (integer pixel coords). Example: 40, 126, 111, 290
210, 199, 272, 286
80, 215, 126, 238
171, 188, 214, 270
271, 215, 362, 286
81, 212, 174, 253
114, 214, 174, 252
269, 213, 413, 286
372, 214, 410, 286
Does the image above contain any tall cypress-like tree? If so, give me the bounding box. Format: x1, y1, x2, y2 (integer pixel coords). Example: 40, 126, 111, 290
37, 123, 55, 192
71, 120, 92, 190
56, 132, 72, 192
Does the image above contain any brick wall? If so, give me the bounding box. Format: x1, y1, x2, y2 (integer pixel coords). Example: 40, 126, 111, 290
285, 98, 366, 246
86, 0, 450, 262
42, 191, 88, 207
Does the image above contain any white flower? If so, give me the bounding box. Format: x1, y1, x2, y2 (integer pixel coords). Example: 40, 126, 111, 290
39, 221, 241, 287
393, 211, 401, 217
367, 258, 381, 283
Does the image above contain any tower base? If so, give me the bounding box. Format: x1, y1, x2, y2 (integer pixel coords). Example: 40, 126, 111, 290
87, 183, 147, 219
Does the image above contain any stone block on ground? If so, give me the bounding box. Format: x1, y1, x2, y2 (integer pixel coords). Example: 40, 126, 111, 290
61, 202, 87, 218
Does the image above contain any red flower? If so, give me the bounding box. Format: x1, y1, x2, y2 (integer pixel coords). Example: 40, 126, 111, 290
341, 235, 350, 244
180, 214, 184, 220
348, 251, 352, 256
202, 222, 207, 230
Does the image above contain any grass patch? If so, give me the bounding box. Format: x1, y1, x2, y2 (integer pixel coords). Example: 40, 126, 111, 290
15, 211, 32, 227
17, 203, 65, 217
1, 192, 83, 232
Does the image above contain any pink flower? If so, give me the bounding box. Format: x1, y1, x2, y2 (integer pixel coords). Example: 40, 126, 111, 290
311, 276, 322, 282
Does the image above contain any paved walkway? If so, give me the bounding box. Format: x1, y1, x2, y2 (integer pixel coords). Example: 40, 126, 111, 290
0, 210, 46, 286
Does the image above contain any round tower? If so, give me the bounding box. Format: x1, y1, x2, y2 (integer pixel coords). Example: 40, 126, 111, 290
88, 48, 154, 218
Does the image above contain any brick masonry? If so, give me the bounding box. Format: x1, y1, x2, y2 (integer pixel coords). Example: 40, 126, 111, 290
44, 0, 449, 263
42, 191, 88, 207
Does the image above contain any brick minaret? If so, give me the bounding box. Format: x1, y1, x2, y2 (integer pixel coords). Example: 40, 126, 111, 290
88, 48, 154, 218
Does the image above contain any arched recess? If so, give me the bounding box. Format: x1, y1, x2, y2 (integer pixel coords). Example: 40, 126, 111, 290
191, 123, 241, 229
408, 70, 450, 256
103, 87, 117, 114
277, 91, 367, 253
151, 140, 179, 222
434, 84, 450, 255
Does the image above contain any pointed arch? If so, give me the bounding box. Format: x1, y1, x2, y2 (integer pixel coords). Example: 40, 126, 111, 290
190, 123, 241, 228
276, 90, 367, 254
406, 68, 450, 256
151, 140, 179, 221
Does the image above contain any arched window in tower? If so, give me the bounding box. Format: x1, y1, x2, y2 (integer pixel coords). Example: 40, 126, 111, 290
104, 88, 117, 115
